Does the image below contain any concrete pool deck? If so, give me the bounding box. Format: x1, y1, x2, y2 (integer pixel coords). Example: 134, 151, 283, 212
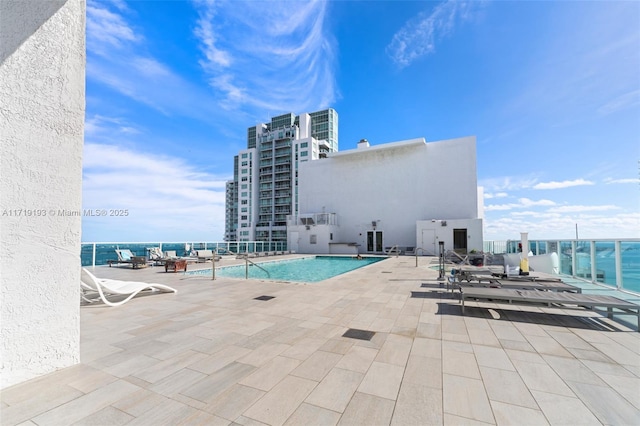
2, 255, 639, 425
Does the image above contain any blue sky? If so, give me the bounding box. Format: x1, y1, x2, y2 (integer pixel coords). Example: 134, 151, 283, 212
83, 0, 639, 242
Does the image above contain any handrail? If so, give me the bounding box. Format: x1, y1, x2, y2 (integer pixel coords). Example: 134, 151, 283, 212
244, 256, 271, 279
385, 245, 401, 258
415, 247, 428, 267
447, 250, 471, 265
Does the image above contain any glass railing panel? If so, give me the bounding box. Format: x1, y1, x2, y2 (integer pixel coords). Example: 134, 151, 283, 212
574, 241, 592, 280
537, 241, 547, 255
594, 241, 616, 287
81, 242, 160, 266
621, 241, 640, 294
559, 241, 573, 275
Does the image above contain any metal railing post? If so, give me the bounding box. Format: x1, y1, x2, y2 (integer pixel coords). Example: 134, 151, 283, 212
92, 243, 96, 267
590, 240, 597, 284
571, 240, 577, 279
615, 240, 622, 290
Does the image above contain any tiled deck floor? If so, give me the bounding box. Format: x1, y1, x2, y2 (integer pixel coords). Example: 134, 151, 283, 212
2, 256, 639, 425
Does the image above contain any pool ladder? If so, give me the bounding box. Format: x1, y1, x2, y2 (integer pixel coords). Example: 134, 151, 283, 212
241, 254, 271, 279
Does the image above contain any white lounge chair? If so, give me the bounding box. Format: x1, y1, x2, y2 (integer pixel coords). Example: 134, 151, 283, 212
81, 268, 177, 307
196, 249, 214, 262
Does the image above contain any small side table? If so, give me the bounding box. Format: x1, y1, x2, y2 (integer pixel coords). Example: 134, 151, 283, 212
165, 259, 187, 273
131, 256, 147, 269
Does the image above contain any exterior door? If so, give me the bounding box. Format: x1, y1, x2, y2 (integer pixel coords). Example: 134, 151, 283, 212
367, 231, 383, 252
453, 228, 468, 254
290, 231, 299, 252
421, 229, 436, 255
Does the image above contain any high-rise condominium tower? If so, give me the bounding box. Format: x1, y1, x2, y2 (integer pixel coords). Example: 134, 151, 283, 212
224, 109, 338, 243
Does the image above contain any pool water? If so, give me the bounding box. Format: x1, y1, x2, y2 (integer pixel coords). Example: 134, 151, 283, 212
188, 256, 386, 283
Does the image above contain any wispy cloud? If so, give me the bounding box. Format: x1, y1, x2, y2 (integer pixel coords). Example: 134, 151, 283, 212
478, 175, 539, 192
485, 198, 556, 211
604, 177, 639, 185
598, 89, 640, 115
87, 0, 140, 54
500, 2, 640, 127
484, 192, 508, 199
193, 0, 337, 115
85, 114, 142, 137
386, 0, 485, 68
533, 179, 594, 190
484, 211, 639, 240
548, 205, 620, 213
86, 1, 229, 124
83, 142, 229, 241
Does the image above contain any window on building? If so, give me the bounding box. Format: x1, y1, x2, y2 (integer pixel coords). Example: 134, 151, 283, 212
241, 177, 248, 182
300, 142, 308, 148
241, 200, 247, 205
330, 233, 333, 241
241, 208, 247, 212
241, 153, 248, 158
300, 151, 308, 157
241, 192, 247, 197
241, 184, 247, 189
241, 215, 247, 220
310, 235, 317, 244
241, 161, 248, 166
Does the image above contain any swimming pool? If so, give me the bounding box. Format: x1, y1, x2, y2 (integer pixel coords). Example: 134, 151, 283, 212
187, 256, 386, 283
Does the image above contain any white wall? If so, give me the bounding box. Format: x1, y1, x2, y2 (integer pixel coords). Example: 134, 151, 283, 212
288, 224, 340, 254
0, 0, 85, 388
416, 219, 484, 255
297, 137, 479, 252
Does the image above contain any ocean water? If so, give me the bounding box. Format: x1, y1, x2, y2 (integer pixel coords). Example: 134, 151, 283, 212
557, 241, 640, 294
80, 242, 287, 267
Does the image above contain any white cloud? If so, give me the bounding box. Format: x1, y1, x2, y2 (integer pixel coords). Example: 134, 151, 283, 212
519, 198, 556, 207
485, 197, 555, 211
484, 192, 508, 199
598, 89, 640, 115
548, 205, 620, 213
193, 0, 337, 114
533, 179, 594, 190
87, 1, 140, 53
82, 143, 230, 241
604, 177, 639, 184
85, 115, 142, 137
386, 0, 485, 68
484, 211, 640, 240
193, 2, 233, 68
86, 1, 238, 125
478, 175, 539, 192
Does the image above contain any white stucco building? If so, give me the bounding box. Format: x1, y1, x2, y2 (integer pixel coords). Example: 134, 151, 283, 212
288, 137, 483, 255
1, 0, 85, 388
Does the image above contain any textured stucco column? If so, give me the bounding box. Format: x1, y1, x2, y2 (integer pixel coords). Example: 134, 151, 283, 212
0, 0, 85, 388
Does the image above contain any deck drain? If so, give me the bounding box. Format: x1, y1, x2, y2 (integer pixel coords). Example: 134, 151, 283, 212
342, 328, 376, 341
254, 295, 275, 301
